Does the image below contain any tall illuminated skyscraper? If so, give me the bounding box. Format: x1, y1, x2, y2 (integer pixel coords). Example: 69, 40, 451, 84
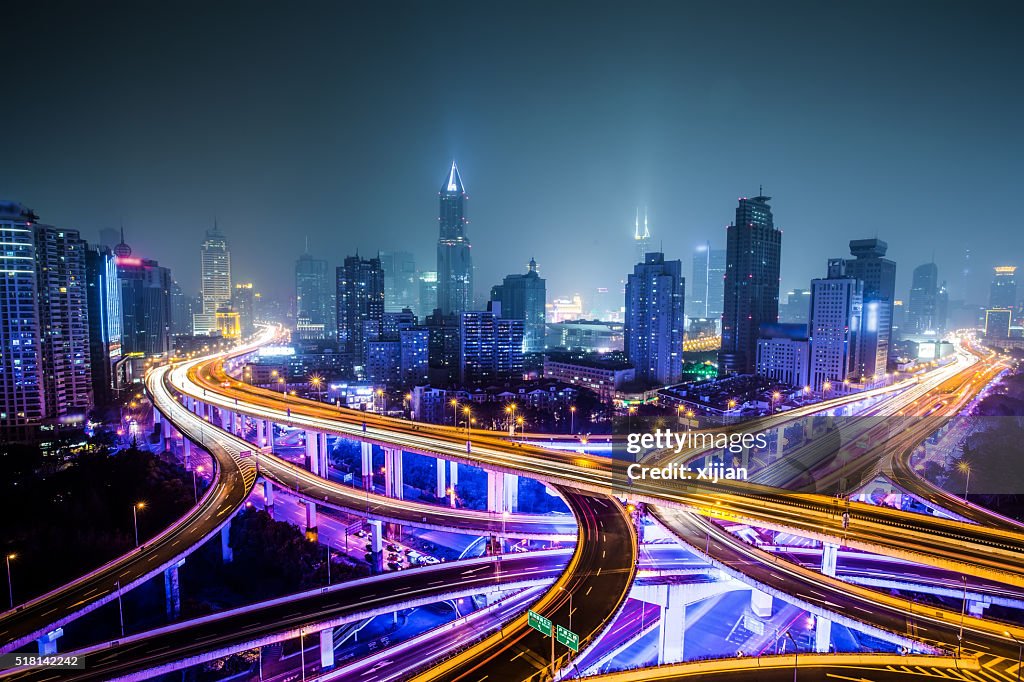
844, 238, 895, 379
718, 194, 782, 376
490, 258, 547, 353
194, 225, 231, 334
0, 202, 44, 437
808, 259, 862, 391
625, 252, 685, 385
689, 241, 727, 319
990, 266, 1017, 310
337, 255, 385, 372
436, 162, 472, 315
907, 262, 939, 334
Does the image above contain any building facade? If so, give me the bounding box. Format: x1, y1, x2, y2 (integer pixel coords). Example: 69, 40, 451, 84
906, 262, 939, 335
844, 238, 896, 379
543, 352, 635, 402
689, 242, 726, 320
459, 311, 524, 385
436, 162, 473, 315
808, 259, 862, 391
194, 226, 231, 335
490, 258, 547, 353
755, 324, 810, 389
85, 246, 123, 407
117, 241, 173, 356
990, 266, 1017, 311
718, 194, 782, 376
625, 252, 685, 385
295, 253, 331, 338
336, 255, 385, 372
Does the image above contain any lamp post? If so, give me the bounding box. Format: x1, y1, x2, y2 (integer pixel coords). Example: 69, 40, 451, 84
133, 502, 145, 547
771, 391, 781, 416
1005, 631, 1023, 682
569, 405, 576, 434
463, 406, 472, 433
192, 465, 205, 504
558, 585, 574, 633
957, 460, 971, 499
628, 405, 637, 432
450, 398, 459, 427
5, 553, 14, 609
784, 631, 797, 682
310, 375, 323, 402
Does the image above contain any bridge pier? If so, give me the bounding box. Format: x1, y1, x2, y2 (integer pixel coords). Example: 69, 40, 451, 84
262, 478, 275, 517
361, 442, 373, 491
384, 447, 404, 499
305, 430, 319, 475
36, 628, 63, 655
368, 519, 384, 573
320, 627, 335, 668
486, 472, 518, 513
436, 457, 447, 499
182, 436, 192, 470
305, 501, 318, 541
821, 542, 838, 577
220, 408, 232, 432
750, 588, 773, 617
256, 418, 266, 448
318, 433, 329, 476
658, 585, 686, 664
814, 614, 832, 652
160, 418, 172, 451
164, 560, 184, 620
221, 524, 233, 563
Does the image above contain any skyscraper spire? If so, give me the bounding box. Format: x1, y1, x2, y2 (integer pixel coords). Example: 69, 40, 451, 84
643, 206, 650, 239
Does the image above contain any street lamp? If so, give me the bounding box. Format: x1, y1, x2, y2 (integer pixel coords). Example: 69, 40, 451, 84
310, 374, 324, 402
628, 405, 637, 432
557, 584, 574, 633
450, 398, 459, 427
277, 377, 285, 393
957, 460, 971, 499
192, 465, 205, 504
133, 502, 146, 547
569, 405, 576, 434
1005, 631, 1023, 682
784, 631, 798, 682
5, 553, 15, 609
771, 391, 781, 415
515, 415, 524, 439
506, 403, 518, 436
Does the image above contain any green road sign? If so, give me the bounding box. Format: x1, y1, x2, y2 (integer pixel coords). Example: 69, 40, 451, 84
556, 624, 579, 652
527, 610, 552, 636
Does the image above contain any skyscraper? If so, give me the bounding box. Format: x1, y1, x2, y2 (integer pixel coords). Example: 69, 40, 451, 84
907, 262, 939, 335
989, 266, 1017, 310
718, 194, 782, 376
194, 225, 231, 335
490, 258, 547, 353
336, 255, 384, 372
233, 283, 256, 337
417, 271, 438, 319
116, 241, 173, 356
808, 259, 862, 391
634, 208, 651, 265
459, 311, 524, 385
170, 281, 198, 336
295, 253, 330, 339
689, 242, 727, 320
625, 252, 685, 385
844, 239, 896, 379
35, 223, 93, 422
85, 246, 123, 407
380, 251, 417, 312
436, 162, 472, 315
0, 202, 44, 437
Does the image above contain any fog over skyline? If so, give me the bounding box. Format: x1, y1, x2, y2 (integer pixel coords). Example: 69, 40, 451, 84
1, 0, 1022, 308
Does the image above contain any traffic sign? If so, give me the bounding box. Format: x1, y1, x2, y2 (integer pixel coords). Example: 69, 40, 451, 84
556, 624, 579, 652
238, 449, 251, 458
527, 610, 552, 637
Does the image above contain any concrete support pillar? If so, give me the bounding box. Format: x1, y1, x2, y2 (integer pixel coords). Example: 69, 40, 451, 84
221, 524, 233, 563
657, 585, 686, 665
320, 627, 335, 669
305, 430, 319, 475
256, 418, 266, 448
154, 409, 162, 425
821, 542, 839, 577
750, 589, 773, 618
267, 420, 276, 453
436, 458, 447, 499
263, 478, 275, 517
305, 501, 318, 541
814, 615, 832, 653
361, 442, 374, 491
36, 628, 62, 655
384, 447, 404, 499
161, 418, 171, 448
164, 560, 184, 619
221, 408, 232, 431
182, 437, 192, 471
503, 474, 519, 513
369, 519, 384, 574
318, 433, 329, 477
487, 471, 514, 513
449, 461, 458, 487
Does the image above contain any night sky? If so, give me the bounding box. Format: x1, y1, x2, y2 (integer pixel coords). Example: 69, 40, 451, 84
2, 0, 1022, 307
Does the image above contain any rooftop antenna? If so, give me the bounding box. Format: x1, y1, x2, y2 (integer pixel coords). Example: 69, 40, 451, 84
305, 235, 310, 254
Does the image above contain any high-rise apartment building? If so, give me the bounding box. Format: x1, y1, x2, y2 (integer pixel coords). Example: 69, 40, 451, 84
336, 255, 384, 372
233, 282, 256, 337
490, 258, 547, 353
380, 251, 417, 313
436, 162, 472, 315
116, 238, 173, 356
459, 311, 524, 385
718, 194, 782, 376
844, 239, 896, 379
808, 259, 862, 391
625, 252, 685, 385
689, 242, 726, 320
0, 202, 45, 436
35, 223, 93, 422
85, 246, 123, 407
907, 262, 939, 335
194, 226, 231, 335
990, 266, 1017, 311
295, 253, 330, 339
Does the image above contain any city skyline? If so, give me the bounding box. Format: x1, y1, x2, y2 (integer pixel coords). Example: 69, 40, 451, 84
1, 1, 1021, 306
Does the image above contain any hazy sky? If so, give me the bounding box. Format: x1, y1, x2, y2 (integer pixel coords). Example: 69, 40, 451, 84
2, 0, 1022, 307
